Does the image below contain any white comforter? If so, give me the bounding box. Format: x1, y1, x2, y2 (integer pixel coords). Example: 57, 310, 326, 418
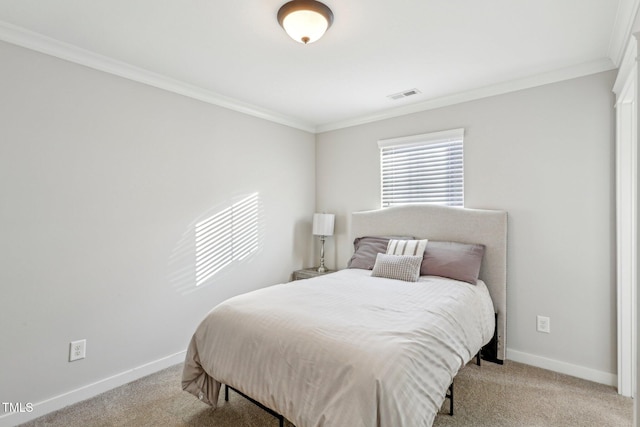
182, 268, 495, 427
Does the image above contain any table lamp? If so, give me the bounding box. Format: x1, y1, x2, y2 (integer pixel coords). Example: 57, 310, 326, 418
312, 213, 335, 273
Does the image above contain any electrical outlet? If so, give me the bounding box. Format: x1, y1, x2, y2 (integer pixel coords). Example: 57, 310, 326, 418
69, 339, 86, 362
536, 316, 551, 334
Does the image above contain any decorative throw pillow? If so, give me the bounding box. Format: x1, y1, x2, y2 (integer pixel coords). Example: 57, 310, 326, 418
371, 253, 423, 282
347, 236, 414, 270
387, 239, 428, 256
420, 241, 486, 284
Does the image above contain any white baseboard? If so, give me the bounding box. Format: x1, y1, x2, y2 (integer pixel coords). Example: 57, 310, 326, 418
0, 350, 186, 427
507, 348, 618, 388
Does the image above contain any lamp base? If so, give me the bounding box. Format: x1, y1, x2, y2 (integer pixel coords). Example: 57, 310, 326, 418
317, 235, 328, 273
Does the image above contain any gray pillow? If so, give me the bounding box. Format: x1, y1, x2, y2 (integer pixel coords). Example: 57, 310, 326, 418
371, 254, 422, 282
348, 236, 414, 270
420, 241, 485, 284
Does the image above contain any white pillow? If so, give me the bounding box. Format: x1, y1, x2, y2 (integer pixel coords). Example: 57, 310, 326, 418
387, 239, 428, 256
371, 253, 423, 282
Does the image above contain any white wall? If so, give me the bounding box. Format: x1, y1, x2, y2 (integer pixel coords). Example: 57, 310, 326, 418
316, 71, 617, 384
0, 40, 315, 424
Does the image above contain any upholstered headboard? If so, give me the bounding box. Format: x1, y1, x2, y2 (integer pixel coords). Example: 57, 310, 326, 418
351, 204, 508, 361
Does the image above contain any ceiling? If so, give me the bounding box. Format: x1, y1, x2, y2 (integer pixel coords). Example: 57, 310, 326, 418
0, 1, 636, 133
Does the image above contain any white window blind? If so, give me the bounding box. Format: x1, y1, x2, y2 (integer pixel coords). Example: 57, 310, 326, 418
378, 128, 464, 207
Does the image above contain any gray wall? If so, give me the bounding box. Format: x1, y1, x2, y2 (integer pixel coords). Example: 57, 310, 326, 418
0, 40, 315, 412
0, 34, 620, 423
316, 71, 617, 381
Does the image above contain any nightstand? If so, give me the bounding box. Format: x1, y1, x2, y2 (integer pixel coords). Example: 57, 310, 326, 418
291, 267, 335, 281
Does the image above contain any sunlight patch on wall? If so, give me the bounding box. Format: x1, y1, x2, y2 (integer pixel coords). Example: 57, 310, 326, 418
195, 193, 259, 286
168, 192, 264, 295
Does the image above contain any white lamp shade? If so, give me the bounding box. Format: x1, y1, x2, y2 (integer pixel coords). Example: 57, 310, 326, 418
312, 213, 335, 236
281, 9, 329, 44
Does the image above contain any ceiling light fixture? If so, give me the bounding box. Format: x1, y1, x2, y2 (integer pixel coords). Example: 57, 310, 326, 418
277, 0, 334, 45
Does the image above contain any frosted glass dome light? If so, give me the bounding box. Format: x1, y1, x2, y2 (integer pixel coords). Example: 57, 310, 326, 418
277, 0, 334, 44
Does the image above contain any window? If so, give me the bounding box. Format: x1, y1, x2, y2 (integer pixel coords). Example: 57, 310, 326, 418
378, 128, 464, 207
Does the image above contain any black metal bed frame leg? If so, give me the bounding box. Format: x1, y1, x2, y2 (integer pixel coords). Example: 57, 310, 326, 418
445, 351, 478, 418
445, 347, 481, 418
446, 381, 454, 416
224, 384, 284, 427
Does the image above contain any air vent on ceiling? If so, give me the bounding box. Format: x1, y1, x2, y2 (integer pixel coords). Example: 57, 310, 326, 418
387, 88, 421, 100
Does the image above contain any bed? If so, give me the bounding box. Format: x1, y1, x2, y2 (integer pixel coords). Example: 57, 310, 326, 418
182, 204, 508, 427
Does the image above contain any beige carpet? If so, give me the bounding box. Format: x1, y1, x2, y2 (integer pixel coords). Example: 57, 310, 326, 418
19, 360, 632, 427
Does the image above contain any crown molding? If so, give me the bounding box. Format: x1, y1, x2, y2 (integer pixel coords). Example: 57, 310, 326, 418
613, 34, 638, 96
608, 0, 640, 67
0, 20, 622, 136
316, 58, 617, 133
0, 20, 316, 133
